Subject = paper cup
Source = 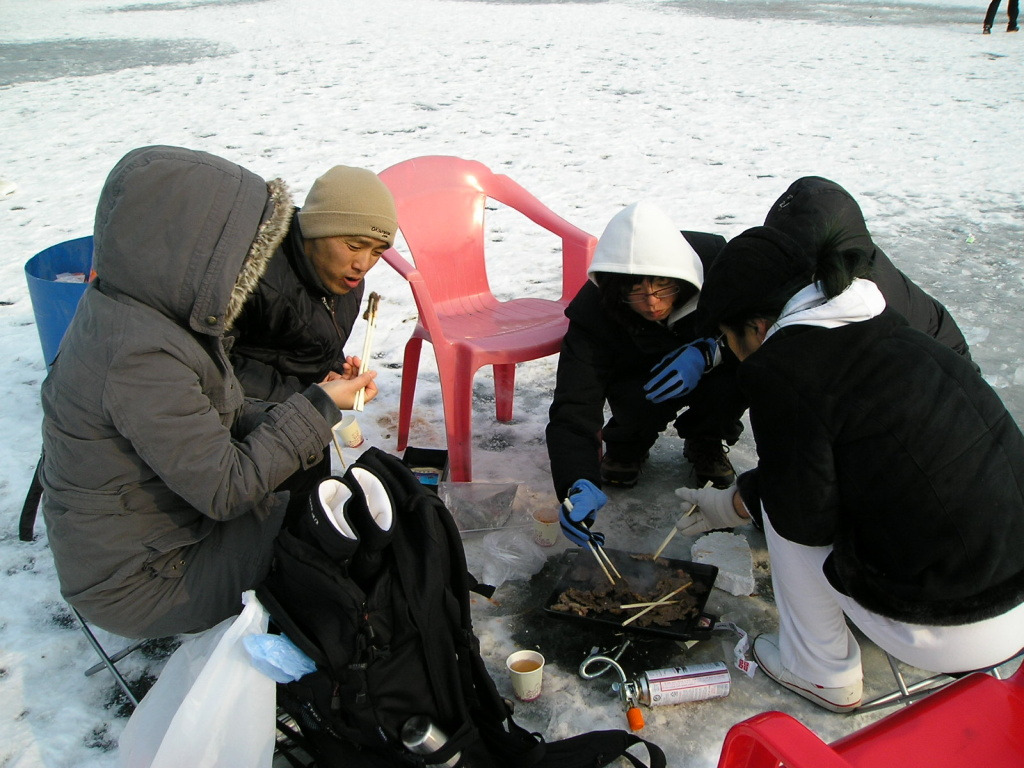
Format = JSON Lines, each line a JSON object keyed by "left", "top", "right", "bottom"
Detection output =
{"left": 336, "top": 414, "right": 364, "bottom": 448}
{"left": 531, "top": 509, "right": 559, "bottom": 547}
{"left": 506, "top": 650, "right": 545, "bottom": 702}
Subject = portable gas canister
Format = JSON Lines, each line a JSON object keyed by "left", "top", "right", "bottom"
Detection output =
{"left": 634, "top": 663, "right": 731, "bottom": 706}
{"left": 580, "top": 649, "right": 730, "bottom": 731}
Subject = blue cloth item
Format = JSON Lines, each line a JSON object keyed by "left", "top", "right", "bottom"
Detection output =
{"left": 243, "top": 632, "right": 318, "bottom": 684}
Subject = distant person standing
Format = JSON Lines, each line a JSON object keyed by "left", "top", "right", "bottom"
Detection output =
{"left": 983, "top": 0, "right": 1019, "bottom": 33}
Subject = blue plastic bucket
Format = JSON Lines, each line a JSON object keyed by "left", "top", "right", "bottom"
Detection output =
{"left": 24, "top": 236, "right": 93, "bottom": 367}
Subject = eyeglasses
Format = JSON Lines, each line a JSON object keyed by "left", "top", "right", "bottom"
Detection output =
{"left": 621, "top": 283, "right": 680, "bottom": 306}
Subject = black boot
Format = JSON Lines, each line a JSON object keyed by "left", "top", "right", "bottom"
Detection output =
{"left": 682, "top": 438, "right": 736, "bottom": 489}
{"left": 599, "top": 454, "right": 647, "bottom": 488}
{"left": 294, "top": 476, "right": 361, "bottom": 567}
{"left": 343, "top": 465, "right": 396, "bottom": 583}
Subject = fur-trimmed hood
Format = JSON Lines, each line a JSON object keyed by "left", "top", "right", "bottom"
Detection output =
{"left": 92, "top": 145, "right": 292, "bottom": 336}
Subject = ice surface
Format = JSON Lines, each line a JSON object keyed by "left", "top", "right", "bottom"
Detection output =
{"left": 1, "top": 0, "right": 1021, "bottom": 766}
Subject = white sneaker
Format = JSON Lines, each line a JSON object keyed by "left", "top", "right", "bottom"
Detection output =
{"left": 753, "top": 633, "right": 863, "bottom": 713}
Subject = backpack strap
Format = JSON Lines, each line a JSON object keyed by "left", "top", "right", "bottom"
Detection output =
{"left": 466, "top": 572, "right": 497, "bottom": 599}
{"left": 19, "top": 454, "right": 44, "bottom": 542}
{"left": 537, "top": 730, "right": 666, "bottom": 768}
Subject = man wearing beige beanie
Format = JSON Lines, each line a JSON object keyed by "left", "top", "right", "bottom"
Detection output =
{"left": 228, "top": 165, "right": 397, "bottom": 403}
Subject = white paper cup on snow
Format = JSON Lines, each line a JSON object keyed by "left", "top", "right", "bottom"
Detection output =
{"left": 335, "top": 414, "right": 364, "bottom": 448}
{"left": 531, "top": 509, "right": 559, "bottom": 547}
{"left": 506, "top": 650, "right": 545, "bottom": 702}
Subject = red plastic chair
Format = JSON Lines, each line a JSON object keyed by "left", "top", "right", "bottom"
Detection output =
{"left": 378, "top": 156, "right": 596, "bottom": 481}
{"left": 716, "top": 660, "right": 1024, "bottom": 768}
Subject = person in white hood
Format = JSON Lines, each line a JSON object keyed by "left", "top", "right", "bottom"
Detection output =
{"left": 546, "top": 202, "right": 746, "bottom": 546}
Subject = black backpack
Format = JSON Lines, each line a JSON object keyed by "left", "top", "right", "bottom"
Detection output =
{"left": 258, "top": 446, "right": 664, "bottom": 768}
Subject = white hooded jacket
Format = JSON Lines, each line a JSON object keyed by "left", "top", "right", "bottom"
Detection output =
{"left": 587, "top": 201, "right": 705, "bottom": 324}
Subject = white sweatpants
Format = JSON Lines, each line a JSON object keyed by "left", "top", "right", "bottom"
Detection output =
{"left": 763, "top": 512, "right": 1024, "bottom": 688}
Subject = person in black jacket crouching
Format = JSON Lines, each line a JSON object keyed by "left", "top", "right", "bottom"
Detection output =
{"left": 674, "top": 226, "right": 1024, "bottom": 712}
{"left": 546, "top": 202, "right": 748, "bottom": 547}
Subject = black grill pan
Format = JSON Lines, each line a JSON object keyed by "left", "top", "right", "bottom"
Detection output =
{"left": 542, "top": 548, "right": 718, "bottom": 641}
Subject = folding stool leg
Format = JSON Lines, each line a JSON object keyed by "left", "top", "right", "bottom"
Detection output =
{"left": 71, "top": 606, "right": 141, "bottom": 707}
{"left": 858, "top": 652, "right": 958, "bottom": 713}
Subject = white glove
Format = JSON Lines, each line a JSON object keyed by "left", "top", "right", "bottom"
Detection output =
{"left": 673, "top": 484, "right": 748, "bottom": 537}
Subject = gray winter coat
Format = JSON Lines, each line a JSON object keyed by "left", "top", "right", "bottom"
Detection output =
{"left": 40, "top": 146, "right": 340, "bottom": 638}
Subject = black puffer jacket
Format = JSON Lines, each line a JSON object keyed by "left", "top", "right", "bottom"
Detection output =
{"left": 765, "top": 176, "right": 974, "bottom": 362}
{"left": 228, "top": 211, "right": 364, "bottom": 402}
{"left": 741, "top": 311, "right": 1024, "bottom": 626}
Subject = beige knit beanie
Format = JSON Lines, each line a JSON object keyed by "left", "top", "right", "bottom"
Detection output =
{"left": 297, "top": 166, "right": 398, "bottom": 245}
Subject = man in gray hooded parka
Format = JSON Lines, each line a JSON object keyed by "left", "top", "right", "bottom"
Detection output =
{"left": 40, "top": 146, "right": 377, "bottom": 639}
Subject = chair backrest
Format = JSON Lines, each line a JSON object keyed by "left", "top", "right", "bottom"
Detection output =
{"left": 379, "top": 156, "right": 591, "bottom": 310}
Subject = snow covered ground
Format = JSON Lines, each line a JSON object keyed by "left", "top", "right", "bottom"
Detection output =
{"left": 1, "top": 0, "right": 1022, "bottom": 766}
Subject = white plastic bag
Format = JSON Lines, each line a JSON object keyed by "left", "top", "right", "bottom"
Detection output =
{"left": 479, "top": 528, "right": 548, "bottom": 587}
{"left": 118, "top": 591, "right": 275, "bottom": 768}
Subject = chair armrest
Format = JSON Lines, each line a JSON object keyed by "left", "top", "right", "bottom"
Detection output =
{"left": 381, "top": 247, "right": 446, "bottom": 341}
{"left": 486, "top": 173, "right": 596, "bottom": 303}
{"left": 558, "top": 229, "right": 596, "bottom": 304}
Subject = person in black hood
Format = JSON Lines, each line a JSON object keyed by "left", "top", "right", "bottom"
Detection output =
{"left": 764, "top": 176, "right": 975, "bottom": 367}
{"left": 675, "top": 225, "right": 1024, "bottom": 713}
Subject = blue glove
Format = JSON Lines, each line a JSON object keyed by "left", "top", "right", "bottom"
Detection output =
{"left": 643, "top": 337, "right": 720, "bottom": 403}
{"left": 559, "top": 479, "right": 608, "bottom": 547}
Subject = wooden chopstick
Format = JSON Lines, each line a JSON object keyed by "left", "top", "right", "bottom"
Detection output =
{"left": 620, "top": 582, "right": 692, "bottom": 627}
{"left": 587, "top": 541, "right": 616, "bottom": 585}
{"left": 353, "top": 292, "right": 380, "bottom": 412}
{"left": 651, "top": 481, "right": 712, "bottom": 559}
{"left": 331, "top": 432, "right": 347, "bottom": 469}
{"left": 594, "top": 541, "right": 622, "bottom": 579}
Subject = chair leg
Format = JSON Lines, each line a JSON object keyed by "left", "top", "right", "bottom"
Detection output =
{"left": 439, "top": 358, "right": 475, "bottom": 482}
{"left": 397, "top": 338, "right": 423, "bottom": 452}
{"left": 493, "top": 363, "right": 516, "bottom": 422}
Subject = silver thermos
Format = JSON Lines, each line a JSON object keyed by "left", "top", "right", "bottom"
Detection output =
{"left": 401, "top": 716, "right": 462, "bottom": 768}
